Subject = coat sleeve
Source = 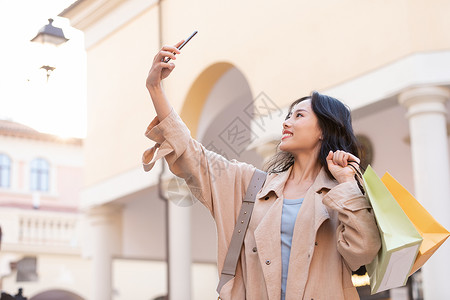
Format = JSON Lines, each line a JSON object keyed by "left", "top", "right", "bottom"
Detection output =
{"left": 322, "top": 180, "right": 381, "bottom": 271}
{"left": 142, "top": 108, "right": 256, "bottom": 219}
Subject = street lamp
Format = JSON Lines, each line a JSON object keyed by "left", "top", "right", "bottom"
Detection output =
{"left": 30, "top": 18, "right": 69, "bottom": 81}
{"left": 31, "top": 18, "right": 68, "bottom": 45}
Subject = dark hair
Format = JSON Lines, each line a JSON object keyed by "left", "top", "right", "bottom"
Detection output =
{"left": 264, "top": 91, "right": 360, "bottom": 180}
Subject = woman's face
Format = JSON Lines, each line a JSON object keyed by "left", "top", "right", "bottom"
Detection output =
{"left": 279, "top": 99, "right": 322, "bottom": 155}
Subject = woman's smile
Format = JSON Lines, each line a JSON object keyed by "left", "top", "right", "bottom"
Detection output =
{"left": 282, "top": 130, "right": 293, "bottom": 140}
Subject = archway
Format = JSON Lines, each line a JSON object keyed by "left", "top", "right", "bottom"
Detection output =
{"left": 30, "top": 289, "right": 84, "bottom": 300}
{"left": 182, "top": 62, "right": 264, "bottom": 167}
{"left": 180, "top": 62, "right": 234, "bottom": 139}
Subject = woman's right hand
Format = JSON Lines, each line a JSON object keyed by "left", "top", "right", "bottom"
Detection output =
{"left": 146, "top": 40, "right": 184, "bottom": 90}
{"left": 326, "top": 150, "right": 361, "bottom": 184}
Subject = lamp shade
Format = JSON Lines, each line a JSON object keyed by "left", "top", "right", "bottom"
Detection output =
{"left": 31, "top": 18, "right": 68, "bottom": 46}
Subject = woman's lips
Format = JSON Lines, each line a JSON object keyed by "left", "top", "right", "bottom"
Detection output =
{"left": 282, "top": 132, "right": 293, "bottom": 140}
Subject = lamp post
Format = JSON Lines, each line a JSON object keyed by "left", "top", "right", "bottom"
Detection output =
{"left": 30, "top": 18, "right": 69, "bottom": 81}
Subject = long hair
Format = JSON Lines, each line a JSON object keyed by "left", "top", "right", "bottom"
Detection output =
{"left": 264, "top": 91, "right": 360, "bottom": 180}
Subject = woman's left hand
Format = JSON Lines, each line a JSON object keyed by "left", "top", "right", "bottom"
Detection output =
{"left": 326, "top": 150, "right": 360, "bottom": 184}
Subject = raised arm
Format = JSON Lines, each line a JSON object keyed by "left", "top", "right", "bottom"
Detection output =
{"left": 142, "top": 40, "right": 256, "bottom": 218}
{"left": 145, "top": 40, "right": 184, "bottom": 121}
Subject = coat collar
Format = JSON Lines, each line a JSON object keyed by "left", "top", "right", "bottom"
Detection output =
{"left": 254, "top": 165, "right": 337, "bottom": 300}
{"left": 258, "top": 166, "right": 336, "bottom": 199}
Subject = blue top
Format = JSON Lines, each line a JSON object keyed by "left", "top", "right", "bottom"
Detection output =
{"left": 281, "top": 197, "right": 304, "bottom": 300}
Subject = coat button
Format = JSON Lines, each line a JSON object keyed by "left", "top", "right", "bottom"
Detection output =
{"left": 252, "top": 247, "right": 257, "bottom": 253}
{"left": 265, "top": 260, "right": 271, "bottom": 265}
{"left": 264, "top": 196, "right": 269, "bottom": 200}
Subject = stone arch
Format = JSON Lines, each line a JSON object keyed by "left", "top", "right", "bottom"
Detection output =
{"left": 181, "top": 62, "right": 264, "bottom": 167}
{"left": 30, "top": 289, "right": 85, "bottom": 300}
{"left": 180, "top": 62, "right": 234, "bottom": 138}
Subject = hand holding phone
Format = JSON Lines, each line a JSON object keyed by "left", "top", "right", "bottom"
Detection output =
{"left": 163, "top": 30, "right": 198, "bottom": 63}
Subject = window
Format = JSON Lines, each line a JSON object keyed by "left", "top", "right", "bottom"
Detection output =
{"left": 0, "top": 154, "right": 11, "bottom": 188}
{"left": 30, "top": 158, "right": 49, "bottom": 192}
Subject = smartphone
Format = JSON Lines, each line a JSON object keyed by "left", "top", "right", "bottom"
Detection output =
{"left": 163, "top": 30, "right": 198, "bottom": 63}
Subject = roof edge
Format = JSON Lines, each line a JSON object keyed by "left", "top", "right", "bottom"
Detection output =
{"left": 58, "top": 0, "right": 87, "bottom": 18}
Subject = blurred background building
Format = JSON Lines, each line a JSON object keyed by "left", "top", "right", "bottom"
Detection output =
{"left": 1, "top": 0, "right": 449, "bottom": 299}
{"left": 0, "top": 120, "right": 87, "bottom": 299}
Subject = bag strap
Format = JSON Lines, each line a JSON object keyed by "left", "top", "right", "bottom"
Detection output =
{"left": 216, "top": 168, "right": 267, "bottom": 295}
{"left": 348, "top": 160, "right": 365, "bottom": 195}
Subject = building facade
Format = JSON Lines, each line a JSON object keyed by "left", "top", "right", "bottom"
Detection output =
{"left": 0, "top": 120, "right": 88, "bottom": 300}
{"left": 60, "top": 0, "right": 450, "bottom": 299}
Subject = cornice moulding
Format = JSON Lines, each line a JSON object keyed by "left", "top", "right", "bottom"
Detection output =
{"left": 60, "top": 0, "right": 158, "bottom": 50}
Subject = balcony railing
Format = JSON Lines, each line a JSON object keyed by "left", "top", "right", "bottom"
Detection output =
{"left": 0, "top": 209, "right": 81, "bottom": 254}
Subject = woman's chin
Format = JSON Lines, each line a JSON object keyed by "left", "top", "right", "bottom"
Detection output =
{"left": 279, "top": 143, "right": 290, "bottom": 152}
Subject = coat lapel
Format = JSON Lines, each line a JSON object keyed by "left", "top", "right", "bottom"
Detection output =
{"left": 285, "top": 168, "right": 337, "bottom": 299}
{"left": 253, "top": 168, "right": 292, "bottom": 300}
{"left": 254, "top": 198, "right": 283, "bottom": 300}
{"left": 253, "top": 167, "right": 337, "bottom": 300}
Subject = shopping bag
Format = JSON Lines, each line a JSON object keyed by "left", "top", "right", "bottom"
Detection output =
{"left": 381, "top": 172, "right": 450, "bottom": 276}
{"left": 362, "top": 165, "right": 423, "bottom": 294}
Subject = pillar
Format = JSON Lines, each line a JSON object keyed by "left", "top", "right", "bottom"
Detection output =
{"left": 168, "top": 191, "right": 192, "bottom": 300}
{"left": 399, "top": 86, "right": 450, "bottom": 300}
{"left": 88, "top": 204, "right": 122, "bottom": 300}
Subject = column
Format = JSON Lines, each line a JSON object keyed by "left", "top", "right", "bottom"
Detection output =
{"left": 168, "top": 185, "right": 192, "bottom": 300}
{"left": 399, "top": 86, "right": 450, "bottom": 300}
{"left": 88, "top": 204, "right": 122, "bottom": 300}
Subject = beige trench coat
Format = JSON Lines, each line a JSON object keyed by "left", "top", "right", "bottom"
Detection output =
{"left": 143, "top": 109, "right": 381, "bottom": 300}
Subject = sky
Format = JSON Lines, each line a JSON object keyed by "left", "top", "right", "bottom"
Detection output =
{"left": 0, "top": 0, "right": 86, "bottom": 138}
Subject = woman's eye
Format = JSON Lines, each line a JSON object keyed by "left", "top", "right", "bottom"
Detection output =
{"left": 296, "top": 113, "right": 303, "bottom": 117}
{"left": 285, "top": 114, "right": 291, "bottom": 120}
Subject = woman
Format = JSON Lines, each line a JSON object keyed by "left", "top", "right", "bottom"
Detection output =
{"left": 143, "top": 40, "right": 381, "bottom": 300}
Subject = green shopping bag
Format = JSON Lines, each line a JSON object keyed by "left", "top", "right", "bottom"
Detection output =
{"left": 362, "top": 165, "right": 423, "bottom": 294}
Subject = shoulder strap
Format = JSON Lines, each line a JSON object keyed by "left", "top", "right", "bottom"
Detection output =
{"left": 216, "top": 168, "right": 267, "bottom": 294}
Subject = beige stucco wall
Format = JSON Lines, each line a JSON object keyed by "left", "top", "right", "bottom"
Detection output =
{"left": 81, "top": 0, "right": 450, "bottom": 186}
{"left": 85, "top": 7, "right": 159, "bottom": 186}
{"left": 406, "top": 0, "right": 450, "bottom": 52}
